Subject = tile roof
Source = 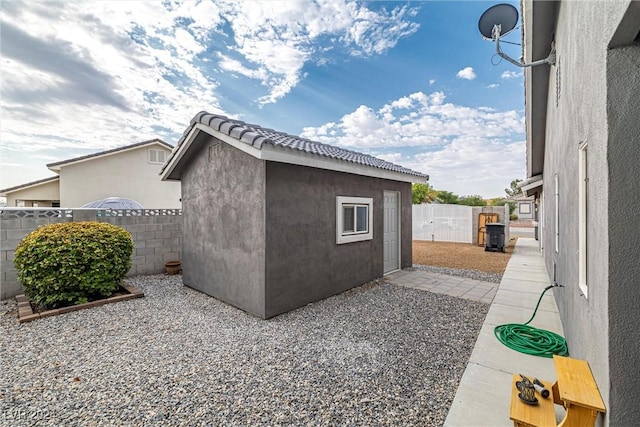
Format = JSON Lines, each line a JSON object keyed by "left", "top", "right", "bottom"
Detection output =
{"left": 47, "top": 139, "right": 172, "bottom": 169}
{"left": 163, "top": 111, "right": 428, "bottom": 179}
{"left": 0, "top": 175, "right": 59, "bottom": 194}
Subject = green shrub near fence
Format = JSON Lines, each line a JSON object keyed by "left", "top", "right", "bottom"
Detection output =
{"left": 14, "top": 222, "right": 133, "bottom": 309}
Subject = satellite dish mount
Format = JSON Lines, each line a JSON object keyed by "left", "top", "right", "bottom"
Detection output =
{"left": 478, "top": 3, "right": 555, "bottom": 68}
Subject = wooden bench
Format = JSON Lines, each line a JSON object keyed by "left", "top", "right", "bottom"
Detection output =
{"left": 509, "top": 356, "right": 606, "bottom": 427}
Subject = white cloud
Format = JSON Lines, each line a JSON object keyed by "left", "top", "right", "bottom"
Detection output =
{"left": 0, "top": 1, "right": 227, "bottom": 157}
{"left": 0, "top": 0, "right": 421, "bottom": 158}
{"left": 301, "top": 91, "right": 525, "bottom": 197}
{"left": 400, "top": 137, "right": 526, "bottom": 197}
{"left": 376, "top": 153, "right": 403, "bottom": 163}
{"left": 501, "top": 70, "right": 523, "bottom": 79}
{"left": 0, "top": 0, "right": 423, "bottom": 189}
{"left": 487, "top": 83, "right": 500, "bottom": 89}
{"left": 218, "top": 53, "right": 268, "bottom": 81}
{"left": 302, "top": 91, "right": 523, "bottom": 149}
{"left": 429, "top": 79, "right": 436, "bottom": 85}
{"left": 456, "top": 67, "right": 477, "bottom": 80}
{"left": 215, "top": 1, "right": 419, "bottom": 104}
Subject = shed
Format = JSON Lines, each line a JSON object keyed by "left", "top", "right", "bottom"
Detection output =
{"left": 161, "top": 112, "right": 429, "bottom": 318}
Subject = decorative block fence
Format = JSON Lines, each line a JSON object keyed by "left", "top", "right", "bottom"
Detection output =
{"left": 0, "top": 208, "right": 182, "bottom": 300}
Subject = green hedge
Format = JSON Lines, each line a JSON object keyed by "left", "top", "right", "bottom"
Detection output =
{"left": 14, "top": 222, "right": 133, "bottom": 309}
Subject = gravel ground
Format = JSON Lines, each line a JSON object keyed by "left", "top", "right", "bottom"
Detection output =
{"left": 0, "top": 274, "right": 488, "bottom": 427}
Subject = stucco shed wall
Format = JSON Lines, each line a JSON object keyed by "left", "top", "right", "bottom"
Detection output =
{"left": 263, "top": 162, "right": 411, "bottom": 319}
{"left": 180, "top": 136, "right": 266, "bottom": 318}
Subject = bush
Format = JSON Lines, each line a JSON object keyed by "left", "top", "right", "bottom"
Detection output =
{"left": 510, "top": 213, "right": 519, "bottom": 221}
{"left": 14, "top": 222, "right": 133, "bottom": 309}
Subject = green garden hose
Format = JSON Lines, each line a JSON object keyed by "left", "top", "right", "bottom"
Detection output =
{"left": 494, "top": 285, "right": 568, "bottom": 358}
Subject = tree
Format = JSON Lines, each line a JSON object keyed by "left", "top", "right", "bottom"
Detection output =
{"left": 505, "top": 179, "right": 523, "bottom": 198}
{"left": 412, "top": 183, "right": 437, "bottom": 204}
{"left": 436, "top": 190, "right": 459, "bottom": 205}
{"left": 458, "top": 195, "right": 487, "bottom": 206}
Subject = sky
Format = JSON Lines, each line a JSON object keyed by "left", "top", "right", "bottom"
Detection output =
{"left": 0, "top": 0, "right": 526, "bottom": 199}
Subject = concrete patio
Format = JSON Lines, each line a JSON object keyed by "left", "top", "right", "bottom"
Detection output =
{"left": 386, "top": 270, "right": 498, "bottom": 305}
{"left": 388, "top": 238, "right": 565, "bottom": 426}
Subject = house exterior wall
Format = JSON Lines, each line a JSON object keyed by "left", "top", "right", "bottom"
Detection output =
{"left": 179, "top": 136, "right": 267, "bottom": 318}
{"left": 263, "top": 162, "right": 411, "bottom": 318}
{"left": 59, "top": 145, "right": 181, "bottom": 208}
{"left": 5, "top": 179, "right": 59, "bottom": 207}
{"left": 606, "top": 40, "right": 640, "bottom": 425}
{"left": 516, "top": 200, "right": 534, "bottom": 220}
{"left": 529, "top": 1, "right": 638, "bottom": 425}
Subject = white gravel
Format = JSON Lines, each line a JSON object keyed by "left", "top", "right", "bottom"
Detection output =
{"left": 1, "top": 274, "right": 488, "bottom": 426}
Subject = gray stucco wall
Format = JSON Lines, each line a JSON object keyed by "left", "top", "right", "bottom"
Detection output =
{"left": 179, "top": 136, "right": 267, "bottom": 318}
{"left": 535, "top": 2, "right": 637, "bottom": 425}
{"left": 606, "top": 42, "right": 640, "bottom": 426}
{"left": 263, "top": 162, "right": 412, "bottom": 318}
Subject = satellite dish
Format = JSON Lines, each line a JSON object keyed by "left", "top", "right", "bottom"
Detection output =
{"left": 478, "top": 3, "right": 555, "bottom": 68}
{"left": 478, "top": 3, "right": 519, "bottom": 40}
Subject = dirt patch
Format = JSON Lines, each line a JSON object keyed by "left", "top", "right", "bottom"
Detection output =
{"left": 413, "top": 238, "right": 517, "bottom": 274}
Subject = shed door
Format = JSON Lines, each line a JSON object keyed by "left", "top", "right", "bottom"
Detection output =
{"left": 384, "top": 191, "right": 400, "bottom": 273}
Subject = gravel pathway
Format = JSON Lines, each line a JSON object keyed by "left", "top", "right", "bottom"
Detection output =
{"left": 1, "top": 274, "right": 488, "bottom": 426}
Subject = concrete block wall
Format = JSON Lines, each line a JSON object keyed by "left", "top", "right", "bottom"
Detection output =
{"left": 1, "top": 217, "right": 70, "bottom": 299}
{"left": 104, "top": 215, "right": 183, "bottom": 276}
{"left": 471, "top": 205, "right": 510, "bottom": 246}
{"left": 0, "top": 209, "right": 182, "bottom": 300}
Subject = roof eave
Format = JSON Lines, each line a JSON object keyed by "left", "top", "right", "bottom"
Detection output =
{"left": 519, "top": 174, "right": 543, "bottom": 197}
{"left": 0, "top": 175, "right": 60, "bottom": 195}
{"left": 161, "top": 125, "right": 216, "bottom": 181}
{"left": 260, "top": 144, "right": 428, "bottom": 184}
{"left": 47, "top": 139, "right": 172, "bottom": 171}
{"left": 523, "top": 0, "right": 558, "bottom": 178}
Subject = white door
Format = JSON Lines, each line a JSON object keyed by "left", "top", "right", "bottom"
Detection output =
{"left": 383, "top": 191, "right": 400, "bottom": 273}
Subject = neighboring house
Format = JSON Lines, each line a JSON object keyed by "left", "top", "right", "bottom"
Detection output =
{"left": 161, "top": 112, "right": 428, "bottom": 319}
{"left": 514, "top": 195, "right": 535, "bottom": 220}
{"left": 1, "top": 139, "right": 181, "bottom": 208}
{"left": 522, "top": 1, "right": 639, "bottom": 425}
{"left": 0, "top": 176, "right": 60, "bottom": 208}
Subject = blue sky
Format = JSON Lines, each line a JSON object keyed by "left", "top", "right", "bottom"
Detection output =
{"left": 1, "top": 0, "right": 525, "bottom": 198}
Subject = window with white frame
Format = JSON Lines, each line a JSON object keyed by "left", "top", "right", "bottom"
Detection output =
{"left": 148, "top": 148, "right": 166, "bottom": 164}
{"left": 336, "top": 196, "right": 373, "bottom": 244}
{"left": 578, "top": 142, "right": 588, "bottom": 297}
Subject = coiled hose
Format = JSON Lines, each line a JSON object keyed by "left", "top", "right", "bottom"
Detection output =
{"left": 494, "top": 285, "right": 568, "bottom": 358}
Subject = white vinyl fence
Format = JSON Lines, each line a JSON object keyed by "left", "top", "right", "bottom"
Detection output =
{"left": 413, "top": 204, "right": 473, "bottom": 243}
